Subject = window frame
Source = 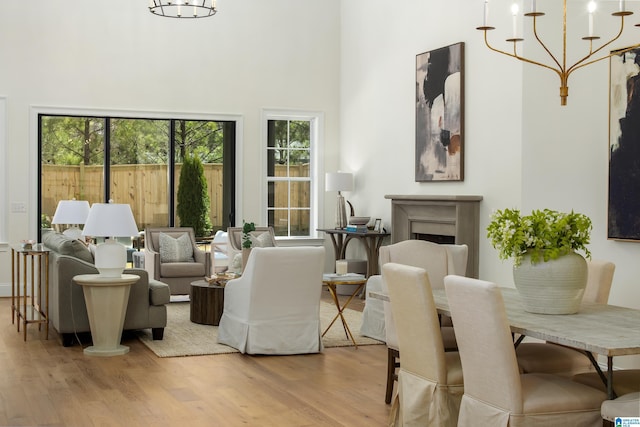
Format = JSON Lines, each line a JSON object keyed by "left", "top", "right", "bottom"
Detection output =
{"left": 29, "top": 106, "right": 244, "bottom": 239}
{"left": 261, "top": 109, "right": 324, "bottom": 240}
{"left": 0, "top": 97, "right": 6, "bottom": 247}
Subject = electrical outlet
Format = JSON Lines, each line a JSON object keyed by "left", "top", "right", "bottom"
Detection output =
{"left": 11, "top": 202, "right": 26, "bottom": 213}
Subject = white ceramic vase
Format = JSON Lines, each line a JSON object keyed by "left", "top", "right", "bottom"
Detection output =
{"left": 513, "top": 251, "right": 588, "bottom": 314}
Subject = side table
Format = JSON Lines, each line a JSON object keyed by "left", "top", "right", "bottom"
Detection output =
{"left": 322, "top": 274, "right": 367, "bottom": 348}
{"left": 317, "top": 228, "right": 390, "bottom": 278}
{"left": 190, "top": 280, "right": 225, "bottom": 325}
{"left": 11, "top": 244, "right": 50, "bottom": 341}
{"left": 73, "top": 274, "right": 139, "bottom": 356}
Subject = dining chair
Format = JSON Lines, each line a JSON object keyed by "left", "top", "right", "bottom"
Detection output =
{"left": 383, "top": 263, "right": 463, "bottom": 427}
{"left": 444, "top": 275, "right": 607, "bottom": 427}
{"left": 515, "top": 260, "right": 615, "bottom": 376}
{"left": 601, "top": 392, "right": 640, "bottom": 423}
{"left": 361, "top": 240, "right": 467, "bottom": 404}
{"left": 572, "top": 369, "right": 640, "bottom": 396}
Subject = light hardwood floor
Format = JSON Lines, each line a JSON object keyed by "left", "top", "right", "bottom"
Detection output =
{"left": 0, "top": 292, "right": 389, "bottom": 426}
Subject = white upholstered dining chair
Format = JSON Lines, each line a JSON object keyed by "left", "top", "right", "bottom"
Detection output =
{"left": 444, "top": 275, "right": 607, "bottom": 427}
{"left": 515, "top": 260, "right": 616, "bottom": 376}
{"left": 360, "top": 239, "right": 467, "bottom": 404}
{"left": 601, "top": 392, "right": 640, "bottom": 422}
{"left": 384, "top": 263, "right": 463, "bottom": 427}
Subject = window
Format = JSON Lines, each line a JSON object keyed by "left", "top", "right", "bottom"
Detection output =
{"left": 265, "top": 111, "right": 321, "bottom": 238}
{"left": 38, "top": 110, "right": 237, "bottom": 240}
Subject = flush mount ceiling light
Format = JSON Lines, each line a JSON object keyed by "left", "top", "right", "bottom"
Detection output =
{"left": 149, "top": 0, "right": 217, "bottom": 19}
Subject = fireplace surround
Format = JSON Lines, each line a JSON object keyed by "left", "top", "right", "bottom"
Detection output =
{"left": 385, "top": 195, "right": 482, "bottom": 278}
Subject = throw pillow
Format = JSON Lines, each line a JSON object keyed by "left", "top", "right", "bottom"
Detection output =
{"left": 159, "top": 232, "right": 194, "bottom": 263}
{"left": 250, "top": 231, "right": 274, "bottom": 248}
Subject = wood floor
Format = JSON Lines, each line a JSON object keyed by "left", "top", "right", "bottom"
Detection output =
{"left": 0, "top": 291, "right": 390, "bottom": 427}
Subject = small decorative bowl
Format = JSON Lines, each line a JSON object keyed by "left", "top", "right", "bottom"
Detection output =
{"left": 349, "top": 216, "right": 370, "bottom": 226}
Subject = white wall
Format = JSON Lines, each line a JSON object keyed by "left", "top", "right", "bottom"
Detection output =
{"left": 340, "top": 0, "right": 523, "bottom": 285}
{"left": 0, "top": 0, "right": 341, "bottom": 292}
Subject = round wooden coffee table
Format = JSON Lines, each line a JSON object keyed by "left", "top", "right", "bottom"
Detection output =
{"left": 190, "top": 280, "right": 225, "bottom": 326}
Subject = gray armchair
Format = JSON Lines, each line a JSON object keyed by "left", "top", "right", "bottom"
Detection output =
{"left": 144, "top": 227, "right": 211, "bottom": 295}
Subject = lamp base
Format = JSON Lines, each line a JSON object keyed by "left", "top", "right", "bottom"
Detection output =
{"left": 336, "top": 194, "right": 348, "bottom": 229}
{"left": 94, "top": 239, "right": 127, "bottom": 278}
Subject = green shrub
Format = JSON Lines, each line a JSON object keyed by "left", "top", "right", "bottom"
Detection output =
{"left": 177, "top": 155, "right": 212, "bottom": 237}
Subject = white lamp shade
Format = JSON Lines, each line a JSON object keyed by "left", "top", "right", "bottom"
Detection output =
{"left": 51, "top": 200, "right": 91, "bottom": 225}
{"left": 325, "top": 172, "right": 354, "bottom": 192}
{"left": 81, "top": 202, "right": 139, "bottom": 238}
{"left": 82, "top": 202, "right": 138, "bottom": 277}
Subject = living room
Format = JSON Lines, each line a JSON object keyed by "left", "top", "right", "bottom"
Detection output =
{"left": 0, "top": 0, "right": 639, "bottom": 424}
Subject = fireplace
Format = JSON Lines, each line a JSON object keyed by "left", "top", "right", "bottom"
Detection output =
{"left": 385, "top": 195, "right": 482, "bottom": 278}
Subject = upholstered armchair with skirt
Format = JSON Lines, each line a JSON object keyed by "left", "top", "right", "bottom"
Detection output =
{"left": 217, "top": 246, "right": 325, "bottom": 355}
{"left": 144, "top": 227, "right": 211, "bottom": 295}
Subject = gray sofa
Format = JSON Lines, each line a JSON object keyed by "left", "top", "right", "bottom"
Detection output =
{"left": 42, "top": 232, "right": 171, "bottom": 347}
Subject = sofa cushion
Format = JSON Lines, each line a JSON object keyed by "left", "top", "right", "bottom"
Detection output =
{"left": 42, "top": 232, "right": 94, "bottom": 264}
{"left": 250, "top": 231, "right": 274, "bottom": 248}
{"left": 159, "top": 232, "right": 194, "bottom": 263}
{"left": 160, "top": 262, "right": 205, "bottom": 278}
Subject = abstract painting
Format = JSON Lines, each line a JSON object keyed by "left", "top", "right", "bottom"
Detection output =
{"left": 415, "top": 42, "right": 464, "bottom": 182}
{"left": 608, "top": 47, "right": 640, "bottom": 241}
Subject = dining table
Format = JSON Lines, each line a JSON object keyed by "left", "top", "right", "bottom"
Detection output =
{"left": 369, "top": 287, "right": 640, "bottom": 400}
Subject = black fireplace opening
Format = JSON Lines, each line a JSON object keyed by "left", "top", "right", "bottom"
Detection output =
{"left": 413, "top": 233, "right": 455, "bottom": 245}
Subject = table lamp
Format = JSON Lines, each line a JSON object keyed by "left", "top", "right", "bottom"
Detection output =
{"left": 325, "top": 172, "right": 353, "bottom": 229}
{"left": 81, "top": 201, "right": 139, "bottom": 278}
{"left": 51, "top": 199, "right": 91, "bottom": 240}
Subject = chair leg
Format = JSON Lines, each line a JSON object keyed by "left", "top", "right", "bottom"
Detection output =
{"left": 385, "top": 347, "right": 400, "bottom": 404}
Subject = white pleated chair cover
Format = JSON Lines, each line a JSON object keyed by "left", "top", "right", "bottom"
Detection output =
{"left": 384, "top": 263, "right": 463, "bottom": 427}
{"left": 444, "top": 275, "right": 607, "bottom": 427}
{"left": 217, "top": 246, "right": 325, "bottom": 355}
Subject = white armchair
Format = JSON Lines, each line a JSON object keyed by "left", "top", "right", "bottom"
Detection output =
{"left": 217, "top": 246, "right": 326, "bottom": 355}
{"left": 211, "top": 230, "right": 229, "bottom": 273}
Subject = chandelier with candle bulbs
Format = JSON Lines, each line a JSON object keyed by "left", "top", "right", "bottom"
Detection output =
{"left": 478, "top": 0, "right": 640, "bottom": 105}
{"left": 149, "top": 0, "right": 217, "bottom": 19}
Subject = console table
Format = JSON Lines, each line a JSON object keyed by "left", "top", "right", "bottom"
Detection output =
{"left": 11, "top": 244, "right": 50, "bottom": 341}
{"left": 317, "top": 228, "right": 390, "bottom": 278}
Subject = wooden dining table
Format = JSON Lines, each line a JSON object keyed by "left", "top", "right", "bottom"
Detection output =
{"left": 370, "top": 287, "right": 640, "bottom": 400}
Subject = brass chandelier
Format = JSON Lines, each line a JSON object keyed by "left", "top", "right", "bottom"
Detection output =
{"left": 149, "top": 0, "right": 217, "bottom": 19}
{"left": 477, "top": 0, "right": 640, "bottom": 105}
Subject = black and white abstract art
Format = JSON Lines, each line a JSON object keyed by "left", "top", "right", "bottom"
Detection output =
{"left": 415, "top": 42, "right": 464, "bottom": 182}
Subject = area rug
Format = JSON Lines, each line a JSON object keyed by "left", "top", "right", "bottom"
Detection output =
{"left": 136, "top": 301, "right": 383, "bottom": 357}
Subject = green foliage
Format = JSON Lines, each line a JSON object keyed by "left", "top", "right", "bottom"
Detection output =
{"left": 177, "top": 156, "right": 212, "bottom": 237}
{"left": 486, "top": 208, "right": 592, "bottom": 266}
{"left": 41, "top": 116, "right": 225, "bottom": 166}
{"left": 41, "top": 214, "right": 51, "bottom": 229}
{"left": 242, "top": 221, "right": 256, "bottom": 249}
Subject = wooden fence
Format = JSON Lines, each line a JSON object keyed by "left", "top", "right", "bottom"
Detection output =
{"left": 41, "top": 163, "right": 310, "bottom": 234}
